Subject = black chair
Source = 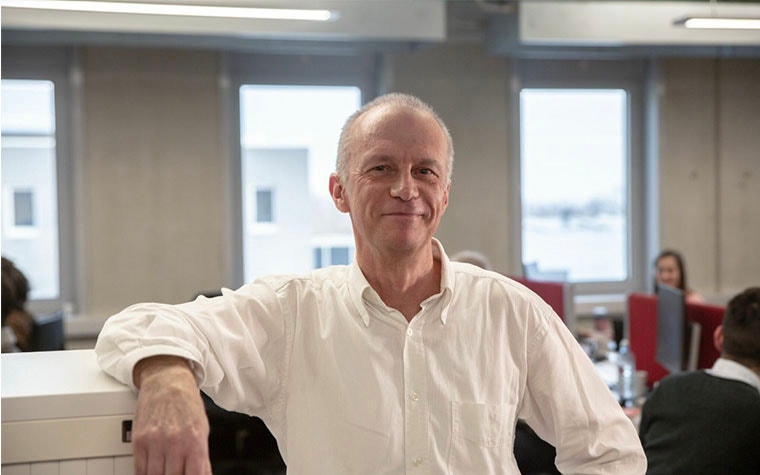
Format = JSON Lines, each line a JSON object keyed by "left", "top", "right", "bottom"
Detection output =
{"left": 514, "top": 420, "right": 560, "bottom": 475}
{"left": 203, "top": 393, "right": 286, "bottom": 475}
{"left": 28, "top": 311, "right": 65, "bottom": 351}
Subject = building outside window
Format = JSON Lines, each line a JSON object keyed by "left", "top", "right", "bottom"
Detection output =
{"left": 1, "top": 79, "right": 61, "bottom": 300}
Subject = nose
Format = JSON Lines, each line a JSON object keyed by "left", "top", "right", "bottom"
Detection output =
{"left": 390, "top": 170, "right": 419, "bottom": 201}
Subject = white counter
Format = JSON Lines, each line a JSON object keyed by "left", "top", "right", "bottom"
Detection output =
{"left": 1, "top": 349, "right": 136, "bottom": 472}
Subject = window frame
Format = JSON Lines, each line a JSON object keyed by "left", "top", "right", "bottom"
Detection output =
{"left": 510, "top": 59, "right": 648, "bottom": 297}
{"left": 223, "top": 51, "right": 379, "bottom": 286}
{"left": 1, "top": 46, "right": 78, "bottom": 315}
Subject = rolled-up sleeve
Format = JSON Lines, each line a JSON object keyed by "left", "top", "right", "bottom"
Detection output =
{"left": 95, "top": 280, "right": 290, "bottom": 416}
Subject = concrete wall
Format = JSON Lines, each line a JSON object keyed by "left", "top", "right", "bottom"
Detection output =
{"left": 81, "top": 48, "right": 227, "bottom": 318}
{"left": 658, "top": 58, "right": 760, "bottom": 299}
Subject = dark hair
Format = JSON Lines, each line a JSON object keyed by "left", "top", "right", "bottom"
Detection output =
{"left": 2, "top": 257, "right": 30, "bottom": 323}
{"left": 653, "top": 249, "right": 688, "bottom": 292}
{"left": 722, "top": 287, "right": 760, "bottom": 367}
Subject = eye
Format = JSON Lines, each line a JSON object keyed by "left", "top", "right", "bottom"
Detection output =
{"left": 368, "top": 164, "right": 391, "bottom": 174}
{"left": 417, "top": 167, "right": 438, "bottom": 177}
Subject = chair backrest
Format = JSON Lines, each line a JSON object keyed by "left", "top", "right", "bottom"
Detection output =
{"left": 685, "top": 301, "right": 725, "bottom": 370}
{"left": 510, "top": 276, "right": 570, "bottom": 323}
{"left": 29, "top": 311, "right": 65, "bottom": 351}
{"left": 627, "top": 293, "right": 726, "bottom": 389}
{"left": 627, "top": 293, "right": 669, "bottom": 388}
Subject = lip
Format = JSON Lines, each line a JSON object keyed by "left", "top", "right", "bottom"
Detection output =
{"left": 382, "top": 211, "right": 424, "bottom": 218}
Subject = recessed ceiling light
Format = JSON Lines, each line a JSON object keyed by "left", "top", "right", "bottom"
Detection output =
{"left": 674, "top": 17, "right": 760, "bottom": 30}
{"left": 1, "top": 0, "right": 334, "bottom": 22}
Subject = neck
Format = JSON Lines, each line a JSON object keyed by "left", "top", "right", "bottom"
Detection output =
{"left": 357, "top": 242, "right": 441, "bottom": 322}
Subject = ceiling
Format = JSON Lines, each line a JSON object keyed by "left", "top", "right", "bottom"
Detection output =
{"left": 2, "top": 1, "right": 759, "bottom": 57}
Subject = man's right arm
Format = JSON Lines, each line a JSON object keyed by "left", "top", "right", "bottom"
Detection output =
{"left": 131, "top": 355, "right": 212, "bottom": 475}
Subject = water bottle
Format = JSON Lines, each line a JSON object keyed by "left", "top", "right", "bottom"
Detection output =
{"left": 616, "top": 339, "right": 637, "bottom": 407}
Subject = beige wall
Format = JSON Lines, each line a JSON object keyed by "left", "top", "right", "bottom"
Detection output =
{"left": 81, "top": 48, "right": 227, "bottom": 318}
{"left": 658, "top": 58, "right": 760, "bottom": 299}
{"left": 64, "top": 45, "right": 759, "bottom": 319}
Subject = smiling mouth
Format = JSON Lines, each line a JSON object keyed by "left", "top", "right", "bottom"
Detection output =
{"left": 383, "top": 212, "right": 423, "bottom": 218}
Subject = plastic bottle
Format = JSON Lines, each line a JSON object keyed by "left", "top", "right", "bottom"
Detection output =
{"left": 616, "top": 339, "right": 637, "bottom": 407}
{"left": 606, "top": 340, "right": 618, "bottom": 365}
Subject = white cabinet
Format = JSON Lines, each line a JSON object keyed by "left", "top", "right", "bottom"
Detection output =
{"left": 2, "top": 350, "right": 137, "bottom": 473}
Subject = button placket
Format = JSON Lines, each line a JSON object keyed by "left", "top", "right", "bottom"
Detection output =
{"left": 403, "top": 318, "right": 429, "bottom": 473}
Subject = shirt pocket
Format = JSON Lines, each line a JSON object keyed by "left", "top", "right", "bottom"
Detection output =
{"left": 448, "top": 401, "right": 517, "bottom": 474}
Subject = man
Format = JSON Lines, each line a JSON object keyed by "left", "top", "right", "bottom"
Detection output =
{"left": 639, "top": 287, "right": 760, "bottom": 474}
{"left": 96, "top": 93, "right": 646, "bottom": 474}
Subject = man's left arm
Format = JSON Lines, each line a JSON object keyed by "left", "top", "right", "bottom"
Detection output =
{"left": 518, "top": 310, "right": 647, "bottom": 474}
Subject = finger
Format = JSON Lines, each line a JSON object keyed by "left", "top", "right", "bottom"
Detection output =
{"left": 145, "top": 450, "right": 165, "bottom": 475}
{"left": 164, "top": 452, "right": 185, "bottom": 475}
{"left": 133, "top": 440, "right": 147, "bottom": 475}
{"left": 184, "top": 452, "right": 212, "bottom": 475}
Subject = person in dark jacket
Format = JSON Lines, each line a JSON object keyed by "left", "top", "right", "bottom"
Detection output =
{"left": 639, "top": 286, "right": 760, "bottom": 475}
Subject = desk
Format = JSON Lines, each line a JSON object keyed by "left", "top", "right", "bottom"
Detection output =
{"left": 1, "top": 349, "right": 136, "bottom": 474}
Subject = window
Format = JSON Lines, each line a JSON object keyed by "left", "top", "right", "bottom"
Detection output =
{"left": 513, "top": 60, "right": 646, "bottom": 296}
{"left": 239, "top": 85, "right": 361, "bottom": 281}
{"left": 256, "top": 189, "right": 274, "bottom": 223}
{"left": 1, "top": 79, "right": 61, "bottom": 300}
{"left": 314, "top": 246, "right": 352, "bottom": 268}
{"left": 13, "top": 190, "right": 35, "bottom": 227}
{"left": 520, "top": 88, "right": 628, "bottom": 283}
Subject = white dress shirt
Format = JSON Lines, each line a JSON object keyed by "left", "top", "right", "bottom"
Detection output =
{"left": 707, "top": 358, "right": 760, "bottom": 394}
{"left": 96, "top": 239, "right": 646, "bottom": 474}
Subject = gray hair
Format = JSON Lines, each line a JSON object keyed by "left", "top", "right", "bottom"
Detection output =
{"left": 335, "top": 92, "right": 454, "bottom": 181}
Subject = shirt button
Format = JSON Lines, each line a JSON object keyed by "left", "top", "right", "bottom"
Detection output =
{"left": 407, "top": 328, "right": 414, "bottom": 336}
{"left": 410, "top": 392, "right": 419, "bottom": 401}
{"left": 413, "top": 457, "right": 423, "bottom": 467}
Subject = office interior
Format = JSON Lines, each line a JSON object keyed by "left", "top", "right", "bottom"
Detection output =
{"left": 2, "top": 0, "right": 759, "bottom": 345}
{"left": 2, "top": 0, "right": 759, "bottom": 349}
{"left": 2, "top": 1, "right": 759, "bottom": 473}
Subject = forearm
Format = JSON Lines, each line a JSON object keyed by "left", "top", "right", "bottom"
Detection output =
{"left": 133, "top": 355, "right": 194, "bottom": 389}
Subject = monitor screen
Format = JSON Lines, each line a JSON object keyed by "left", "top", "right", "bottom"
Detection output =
{"left": 656, "top": 284, "right": 687, "bottom": 374}
{"left": 29, "top": 311, "right": 65, "bottom": 351}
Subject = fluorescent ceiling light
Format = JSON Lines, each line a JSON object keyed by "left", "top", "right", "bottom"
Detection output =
{"left": 674, "top": 17, "right": 760, "bottom": 30}
{"left": 1, "top": 0, "right": 334, "bottom": 21}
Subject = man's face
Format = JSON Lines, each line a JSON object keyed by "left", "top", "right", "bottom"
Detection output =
{"left": 330, "top": 105, "right": 450, "bottom": 257}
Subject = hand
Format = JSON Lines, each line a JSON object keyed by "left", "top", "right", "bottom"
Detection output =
{"left": 132, "top": 356, "right": 212, "bottom": 475}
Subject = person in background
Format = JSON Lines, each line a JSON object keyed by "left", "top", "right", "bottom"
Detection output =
{"left": 95, "top": 92, "right": 646, "bottom": 474}
{"left": 449, "top": 249, "right": 492, "bottom": 270}
{"left": 1, "top": 257, "right": 35, "bottom": 352}
{"left": 653, "top": 249, "right": 705, "bottom": 303}
{"left": 639, "top": 286, "right": 760, "bottom": 475}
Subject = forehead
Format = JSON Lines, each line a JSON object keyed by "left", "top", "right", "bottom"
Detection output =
{"left": 657, "top": 256, "right": 678, "bottom": 268}
{"left": 352, "top": 105, "right": 448, "bottom": 158}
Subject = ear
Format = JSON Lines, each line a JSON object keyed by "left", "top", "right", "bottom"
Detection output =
{"left": 329, "top": 173, "right": 350, "bottom": 213}
{"left": 713, "top": 325, "right": 724, "bottom": 353}
{"left": 441, "top": 179, "right": 451, "bottom": 212}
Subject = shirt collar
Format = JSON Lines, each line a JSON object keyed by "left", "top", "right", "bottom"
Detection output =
{"left": 707, "top": 358, "right": 760, "bottom": 394}
{"left": 348, "top": 238, "right": 454, "bottom": 327}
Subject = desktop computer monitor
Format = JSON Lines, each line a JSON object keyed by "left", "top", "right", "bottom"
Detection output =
{"left": 29, "top": 311, "right": 65, "bottom": 351}
{"left": 656, "top": 284, "right": 700, "bottom": 374}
